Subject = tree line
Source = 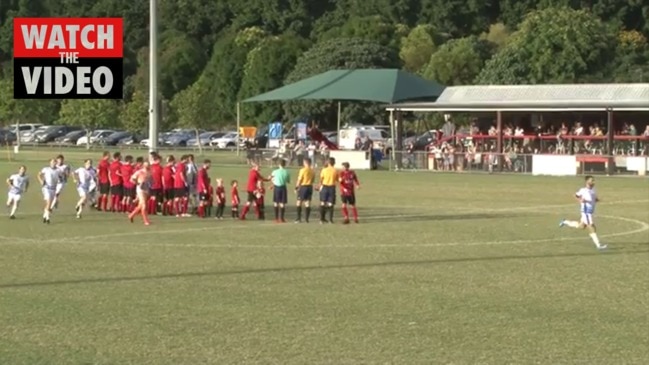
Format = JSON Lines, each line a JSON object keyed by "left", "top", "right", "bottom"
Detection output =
{"left": 0, "top": 0, "right": 648, "bottom": 132}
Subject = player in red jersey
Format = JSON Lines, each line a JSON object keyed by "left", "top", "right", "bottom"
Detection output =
{"left": 240, "top": 164, "right": 270, "bottom": 220}
{"left": 254, "top": 180, "right": 266, "bottom": 220}
{"left": 196, "top": 159, "right": 211, "bottom": 218}
{"left": 173, "top": 155, "right": 189, "bottom": 217}
{"left": 108, "top": 152, "right": 123, "bottom": 212}
{"left": 121, "top": 156, "right": 135, "bottom": 212}
{"left": 339, "top": 162, "right": 361, "bottom": 224}
{"left": 96, "top": 151, "right": 111, "bottom": 211}
{"left": 161, "top": 155, "right": 175, "bottom": 215}
{"left": 214, "top": 178, "right": 226, "bottom": 219}
{"left": 148, "top": 153, "right": 163, "bottom": 215}
{"left": 230, "top": 180, "right": 240, "bottom": 218}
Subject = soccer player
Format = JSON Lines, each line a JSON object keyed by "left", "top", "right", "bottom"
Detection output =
{"left": 73, "top": 159, "right": 94, "bottom": 219}
{"left": 196, "top": 159, "right": 211, "bottom": 218}
{"left": 559, "top": 175, "right": 607, "bottom": 250}
{"left": 186, "top": 154, "right": 198, "bottom": 214}
{"left": 128, "top": 161, "right": 151, "bottom": 226}
{"left": 109, "top": 152, "right": 123, "bottom": 212}
{"left": 96, "top": 151, "right": 111, "bottom": 211}
{"left": 318, "top": 157, "right": 338, "bottom": 224}
{"left": 87, "top": 161, "right": 98, "bottom": 208}
{"left": 173, "top": 155, "right": 189, "bottom": 217}
{"left": 149, "top": 154, "right": 164, "bottom": 215}
{"left": 231, "top": 180, "right": 240, "bottom": 218}
{"left": 339, "top": 162, "right": 361, "bottom": 224}
{"left": 240, "top": 163, "right": 270, "bottom": 220}
{"left": 52, "top": 154, "right": 70, "bottom": 210}
{"left": 295, "top": 157, "right": 315, "bottom": 223}
{"left": 162, "top": 155, "right": 175, "bottom": 215}
{"left": 254, "top": 180, "right": 266, "bottom": 220}
{"left": 214, "top": 178, "right": 226, "bottom": 219}
{"left": 38, "top": 159, "right": 60, "bottom": 224}
{"left": 121, "top": 156, "right": 136, "bottom": 212}
{"left": 206, "top": 178, "right": 214, "bottom": 217}
{"left": 6, "top": 165, "right": 29, "bottom": 219}
{"left": 271, "top": 159, "right": 290, "bottom": 223}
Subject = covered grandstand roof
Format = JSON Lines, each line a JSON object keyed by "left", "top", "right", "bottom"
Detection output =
{"left": 386, "top": 84, "right": 649, "bottom": 112}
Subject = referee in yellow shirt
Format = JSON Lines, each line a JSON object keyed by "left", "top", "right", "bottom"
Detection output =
{"left": 318, "top": 157, "right": 338, "bottom": 224}
{"left": 295, "top": 157, "right": 315, "bottom": 223}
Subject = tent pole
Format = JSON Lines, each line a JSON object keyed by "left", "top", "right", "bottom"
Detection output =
{"left": 389, "top": 110, "right": 395, "bottom": 171}
{"left": 337, "top": 101, "right": 341, "bottom": 147}
{"left": 236, "top": 102, "right": 241, "bottom": 156}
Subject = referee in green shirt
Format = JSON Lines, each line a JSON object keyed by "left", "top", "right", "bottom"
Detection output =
{"left": 271, "top": 159, "right": 290, "bottom": 222}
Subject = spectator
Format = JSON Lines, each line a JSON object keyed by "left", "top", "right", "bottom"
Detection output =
{"left": 293, "top": 140, "right": 305, "bottom": 166}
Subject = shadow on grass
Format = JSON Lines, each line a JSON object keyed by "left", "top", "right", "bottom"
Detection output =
{"left": 1, "top": 247, "right": 647, "bottom": 289}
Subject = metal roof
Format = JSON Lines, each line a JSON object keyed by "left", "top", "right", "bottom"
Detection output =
{"left": 386, "top": 84, "right": 649, "bottom": 112}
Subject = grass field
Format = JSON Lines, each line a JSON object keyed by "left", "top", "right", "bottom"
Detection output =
{"left": 0, "top": 149, "right": 648, "bottom": 364}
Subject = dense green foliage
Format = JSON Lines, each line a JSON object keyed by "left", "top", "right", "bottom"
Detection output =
{"left": 1, "top": 1, "right": 648, "bottom": 130}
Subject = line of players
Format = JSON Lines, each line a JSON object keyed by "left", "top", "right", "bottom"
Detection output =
{"left": 6, "top": 152, "right": 363, "bottom": 225}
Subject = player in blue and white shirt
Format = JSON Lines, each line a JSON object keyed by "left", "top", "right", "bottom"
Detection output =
{"left": 38, "top": 159, "right": 60, "bottom": 224}
{"left": 52, "top": 154, "right": 71, "bottom": 210}
{"left": 559, "top": 175, "right": 606, "bottom": 250}
{"left": 73, "top": 159, "right": 94, "bottom": 219}
{"left": 86, "top": 163, "right": 98, "bottom": 208}
{"left": 6, "top": 165, "right": 29, "bottom": 219}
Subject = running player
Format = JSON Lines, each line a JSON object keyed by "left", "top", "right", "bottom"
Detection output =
{"left": 317, "top": 157, "right": 338, "bottom": 224}
{"left": 6, "top": 165, "right": 29, "bottom": 219}
{"left": 173, "top": 155, "right": 189, "bottom": 217}
{"left": 162, "top": 155, "right": 175, "bottom": 215}
{"left": 294, "top": 157, "right": 315, "bottom": 223}
{"left": 38, "top": 159, "right": 60, "bottom": 224}
{"left": 339, "top": 162, "right": 361, "bottom": 224}
{"left": 231, "top": 180, "right": 240, "bottom": 218}
{"left": 96, "top": 151, "right": 111, "bottom": 211}
{"left": 240, "top": 164, "right": 270, "bottom": 220}
{"left": 149, "top": 153, "right": 164, "bottom": 215}
{"left": 559, "top": 175, "right": 606, "bottom": 250}
{"left": 121, "top": 156, "right": 135, "bottom": 212}
{"left": 214, "top": 178, "right": 226, "bottom": 219}
{"left": 196, "top": 159, "right": 211, "bottom": 218}
{"left": 271, "top": 159, "right": 290, "bottom": 223}
{"left": 109, "top": 152, "right": 123, "bottom": 212}
{"left": 128, "top": 161, "right": 151, "bottom": 226}
{"left": 52, "top": 154, "right": 70, "bottom": 210}
{"left": 73, "top": 159, "right": 94, "bottom": 219}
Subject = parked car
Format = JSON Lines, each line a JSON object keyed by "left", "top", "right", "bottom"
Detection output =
{"left": 32, "top": 125, "right": 82, "bottom": 143}
{"left": 13, "top": 123, "right": 44, "bottom": 142}
{"left": 0, "top": 129, "right": 17, "bottom": 145}
{"left": 117, "top": 133, "right": 143, "bottom": 145}
{"left": 98, "top": 131, "right": 141, "bottom": 146}
{"left": 405, "top": 130, "right": 440, "bottom": 151}
{"left": 55, "top": 130, "right": 87, "bottom": 145}
{"left": 76, "top": 129, "right": 116, "bottom": 145}
{"left": 165, "top": 130, "right": 199, "bottom": 147}
{"left": 210, "top": 131, "right": 239, "bottom": 149}
{"left": 20, "top": 125, "right": 51, "bottom": 143}
{"left": 188, "top": 131, "right": 225, "bottom": 147}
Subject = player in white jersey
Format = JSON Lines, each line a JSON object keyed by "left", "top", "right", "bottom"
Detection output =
{"left": 186, "top": 154, "right": 198, "bottom": 213}
{"left": 559, "top": 175, "right": 606, "bottom": 250}
{"left": 6, "top": 165, "right": 29, "bottom": 219}
{"left": 87, "top": 164, "right": 98, "bottom": 208}
{"left": 38, "top": 159, "right": 60, "bottom": 224}
{"left": 52, "top": 154, "right": 71, "bottom": 210}
{"left": 73, "top": 159, "right": 94, "bottom": 219}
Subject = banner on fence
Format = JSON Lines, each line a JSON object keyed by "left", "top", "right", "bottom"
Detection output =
{"left": 268, "top": 122, "right": 283, "bottom": 148}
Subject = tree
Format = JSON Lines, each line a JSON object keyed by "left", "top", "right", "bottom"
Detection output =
{"left": 0, "top": 73, "right": 60, "bottom": 127}
{"left": 170, "top": 82, "right": 211, "bottom": 154}
{"left": 399, "top": 25, "right": 438, "bottom": 73}
{"left": 612, "top": 30, "right": 649, "bottom": 82}
{"left": 120, "top": 90, "right": 149, "bottom": 134}
{"left": 318, "top": 16, "right": 408, "bottom": 49}
{"left": 418, "top": 0, "right": 497, "bottom": 37}
{"left": 422, "top": 36, "right": 493, "bottom": 86}
{"left": 238, "top": 34, "right": 310, "bottom": 125}
{"left": 476, "top": 7, "right": 616, "bottom": 84}
{"left": 283, "top": 38, "right": 400, "bottom": 127}
{"left": 479, "top": 23, "right": 510, "bottom": 50}
{"left": 58, "top": 99, "right": 120, "bottom": 148}
{"left": 159, "top": 30, "right": 206, "bottom": 100}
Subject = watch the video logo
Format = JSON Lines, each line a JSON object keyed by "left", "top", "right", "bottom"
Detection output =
{"left": 13, "top": 17, "right": 123, "bottom": 99}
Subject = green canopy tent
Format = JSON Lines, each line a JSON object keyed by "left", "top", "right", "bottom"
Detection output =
{"left": 237, "top": 68, "right": 445, "bottom": 157}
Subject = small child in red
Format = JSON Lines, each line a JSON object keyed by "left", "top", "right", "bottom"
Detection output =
{"left": 254, "top": 180, "right": 266, "bottom": 220}
{"left": 230, "top": 180, "right": 239, "bottom": 219}
{"left": 214, "top": 178, "right": 226, "bottom": 219}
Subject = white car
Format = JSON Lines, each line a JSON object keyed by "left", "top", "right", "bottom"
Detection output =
{"left": 210, "top": 131, "right": 239, "bottom": 149}
{"left": 76, "top": 129, "right": 115, "bottom": 145}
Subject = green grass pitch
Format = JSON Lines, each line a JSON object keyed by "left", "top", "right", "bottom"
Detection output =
{"left": 0, "top": 150, "right": 648, "bottom": 364}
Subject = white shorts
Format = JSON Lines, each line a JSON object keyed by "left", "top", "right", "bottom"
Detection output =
{"left": 580, "top": 213, "right": 594, "bottom": 226}
{"left": 77, "top": 186, "right": 89, "bottom": 198}
{"left": 7, "top": 192, "right": 21, "bottom": 203}
{"left": 89, "top": 181, "right": 97, "bottom": 192}
{"left": 42, "top": 186, "right": 56, "bottom": 201}
{"left": 55, "top": 183, "right": 65, "bottom": 195}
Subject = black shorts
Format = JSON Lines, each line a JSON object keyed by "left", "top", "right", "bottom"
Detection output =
{"left": 174, "top": 188, "right": 187, "bottom": 198}
{"left": 247, "top": 191, "right": 256, "bottom": 203}
{"left": 199, "top": 193, "right": 210, "bottom": 201}
{"left": 341, "top": 194, "right": 356, "bottom": 205}
{"left": 164, "top": 189, "right": 174, "bottom": 200}
{"left": 124, "top": 187, "right": 136, "bottom": 199}
{"left": 150, "top": 188, "right": 162, "bottom": 200}
{"left": 273, "top": 186, "right": 287, "bottom": 204}
{"left": 297, "top": 186, "right": 313, "bottom": 201}
{"left": 319, "top": 186, "right": 336, "bottom": 204}
{"left": 99, "top": 183, "right": 110, "bottom": 195}
{"left": 110, "top": 184, "right": 123, "bottom": 196}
